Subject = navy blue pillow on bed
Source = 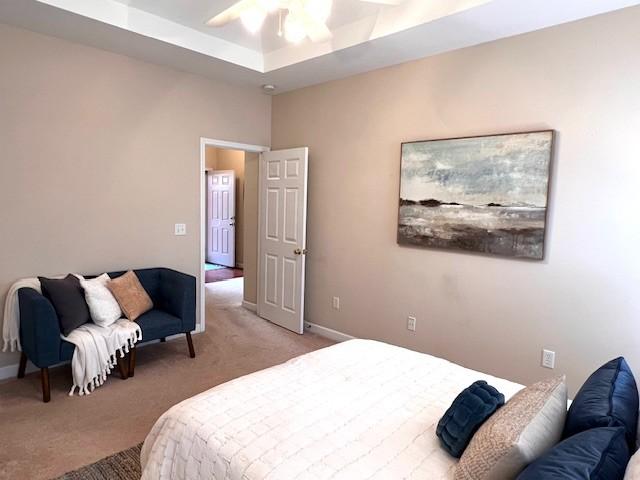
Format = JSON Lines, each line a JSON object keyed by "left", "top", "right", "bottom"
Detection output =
{"left": 436, "top": 380, "right": 505, "bottom": 458}
{"left": 517, "top": 427, "right": 629, "bottom": 479}
{"left": 563, "top": 357, "right": 639, "bottom": 450}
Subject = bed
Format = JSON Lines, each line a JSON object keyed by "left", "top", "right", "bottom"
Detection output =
{"left": 140, "top": 339, "right": 524, "bottom": 479}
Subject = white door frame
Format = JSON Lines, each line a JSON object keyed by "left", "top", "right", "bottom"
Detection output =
{"left": 198, "top": 138, "right": 270, "bottom": 333}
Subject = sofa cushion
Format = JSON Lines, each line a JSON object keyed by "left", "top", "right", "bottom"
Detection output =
{"left": 518, "top": 427, "right": 629, "bottom": 479}
{"left": 563, "top": 357, "right": 639, "bottom": 449}
{"left": 136, "top": 309, "right": 183, "bottom": 342}
{"left": 61, "top": 309, "right": 182, "bottom": 357}
{"left": 60, "top": 339, "right": 75, "bottom": 362}
{"left": 38, "top": 274, "right": 91, "bottom": 336}
{"left": 437, "top": 380, "right": 505, "bottom": 457}
{"left": 107, "top": 271, "right": 153, "bottom": 321}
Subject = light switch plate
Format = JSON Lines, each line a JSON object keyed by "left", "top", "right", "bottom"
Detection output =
{"left": 407, "top": 316, "right": 417, "bottom": 332}
{"left": 332, "top": 296, "right": 340, "bottom": 310}
{"left": 174, "top": 223, "right": 186, "bottom": 236}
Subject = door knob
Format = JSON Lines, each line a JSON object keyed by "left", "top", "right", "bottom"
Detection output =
{"left": 294, "top": 248, "right": 308, "bottom": 255}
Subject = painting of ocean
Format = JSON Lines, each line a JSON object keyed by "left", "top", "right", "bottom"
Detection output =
{"left": 398, "top": 131, "right": 554, "bottom": 259}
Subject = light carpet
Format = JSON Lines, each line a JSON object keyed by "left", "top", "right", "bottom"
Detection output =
{"left": 0, "top": 278, "right": 333, "bottom": 480}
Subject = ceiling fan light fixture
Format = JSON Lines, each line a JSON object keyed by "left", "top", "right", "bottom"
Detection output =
{"left": 284, "top": 13, "right": 307, "bottom": 43}
{"left": 256, "top": 0, "right": 280, "bottom": 13}
{"left": 240, "top": 6, "right": 267, "bottom": 34}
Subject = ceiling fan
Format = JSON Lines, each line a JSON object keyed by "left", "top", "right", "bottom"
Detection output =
{"left": 206, "top": 0, "right": 403, "bottom": 44}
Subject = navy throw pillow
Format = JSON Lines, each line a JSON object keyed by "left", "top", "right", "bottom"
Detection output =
{"left": 436, "top": 380, "right": 505, "bottom": 457}
{"left": 517, "top": 427, "right": 629, "bottom": 479}
{"left": 563, "top": 357, "right": 639, "bottom": 450}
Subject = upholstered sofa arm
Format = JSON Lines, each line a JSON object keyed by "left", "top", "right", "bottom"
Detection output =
{"left": 18, "top": 288, "right": 62, "bottom": 368}
{"left": 158, "top": 268, "right": 196, "bottom": 333}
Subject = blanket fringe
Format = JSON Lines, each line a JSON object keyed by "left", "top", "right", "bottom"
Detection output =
{"left": 2, "top": 338, "right": 20, "bottom": 353}
{"left": 69, "top": 351, "right": 135, "bottom": 396}
{"left": 68, "top": 327, "right": 141, "bottom": 397}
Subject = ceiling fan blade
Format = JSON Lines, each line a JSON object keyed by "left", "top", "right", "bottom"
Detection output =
{"left": 359, "top": 0, "right": 403, "bottom": 5}
{"left": 295, "top": 8, "right": 333, "bottom": 42}
{"left": 206, "top": 0, "right": 254, "bottom": 27}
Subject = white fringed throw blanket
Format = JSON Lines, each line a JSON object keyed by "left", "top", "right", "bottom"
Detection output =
{"left": 2, "top": 277, "right": 142, "bottom": 396}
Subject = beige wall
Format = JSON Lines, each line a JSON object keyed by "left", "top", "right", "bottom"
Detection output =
{"left": 205, "top": 147, "right": 218, "bottom": 170}
{"left": 0, "top": 23, "right": 271, "bottom": 368}
{"left": 243, "top": 152, "right": 259, "bottom": 305}
{"left": 272, "top": 7, "right": 640, "bottom": 395}
{"left": 205, "top": 148, "right": 246, "bottom": 266}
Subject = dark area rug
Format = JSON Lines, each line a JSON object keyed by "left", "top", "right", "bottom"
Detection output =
{"left": 54, "top": 443, "right": 142, "bottom": 480}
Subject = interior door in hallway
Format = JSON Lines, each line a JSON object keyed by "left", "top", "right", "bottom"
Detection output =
{"left": 206, "top": 170, "right": 236, "bottom": 267}
{"left": 258, "top": 148, "right": 309, "bottom": 334}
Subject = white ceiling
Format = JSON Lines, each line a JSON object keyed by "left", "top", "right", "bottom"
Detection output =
{"left": 1, "top": 0, "right": 638, "bottom": 93}
{"left": 110, "top": 0, "right": 385, "bottom": 53}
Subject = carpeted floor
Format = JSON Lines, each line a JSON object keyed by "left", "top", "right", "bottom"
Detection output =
{"left": 0, "top": 278, "right": 333, "bottom": 480}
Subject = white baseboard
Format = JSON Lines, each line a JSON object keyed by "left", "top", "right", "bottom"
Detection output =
{"left": 242, "top": 300, "right": 257, "bottom": 312}
{"left": 305, "top": 322, "right": 355, "bottom": 343}
{"left": 0, "top": 361, "right": 28, "bottom": 381}
{"left": 0, "top": 358, "right": 68, "bottom": 381}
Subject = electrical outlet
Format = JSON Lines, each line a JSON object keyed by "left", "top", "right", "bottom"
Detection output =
{"left": 332, "top": 296, "right": 340, "bottom": 310}
{"left": 407, "top": 316, "right": 417, "bottom": 332}
{"left": 542, "top": 349, "right": 556, "bottom": 369}
{"left": 174, "top": 223, "right": 186, "bottom": 236}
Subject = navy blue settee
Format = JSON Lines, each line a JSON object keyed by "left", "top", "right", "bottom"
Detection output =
{"left": 17, "top": 267, "right": 196, "bottom": 402}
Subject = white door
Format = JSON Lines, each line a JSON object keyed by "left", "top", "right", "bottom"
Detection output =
{"left": 206, "top": 170, "right": 236, "bottom": 267}
{"left": 258, "top": 148, "right": 309, "bottom": 334}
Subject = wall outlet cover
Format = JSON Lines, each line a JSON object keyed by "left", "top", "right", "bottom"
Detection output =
{"left": 542, "top": 349, "right": 556, "bottom": 369}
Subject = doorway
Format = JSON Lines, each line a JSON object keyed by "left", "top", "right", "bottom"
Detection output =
{"left": 198, "top": 139, "right": 309, "bottom": 336}
{"left": 204, "top": 149, "right": 245, "bottom": 289}
{"left": 198, "top": 138, "right": 269, "bottom": 332}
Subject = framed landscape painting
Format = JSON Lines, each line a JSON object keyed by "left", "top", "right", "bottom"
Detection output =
{"left": 398, "top": 130, "right": 554, "bottom": 259}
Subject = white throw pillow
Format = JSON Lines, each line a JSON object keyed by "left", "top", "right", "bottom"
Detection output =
{"left": 625, "top": 450, "right": 640, "bottom": 479}
{"left": 79, "top": 273, "right": 122, "bottom": 327}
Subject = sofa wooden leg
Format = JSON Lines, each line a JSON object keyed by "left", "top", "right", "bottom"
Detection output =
{"left": 160, "top": 337, "right": 166, "bottom": 343}
{"left": 186, "top": 332, "right": 195, "bottom": 358}
{"left": 18, "top": 352, "right": 27, "bottom": 379}
{"left": 117, "top": 355, "right": 128, "bottom": 380}
{"left": 128, "top": 346, "right": 136, "bottom": 378}
{"left": 41, "top": 368, "right": 50, "bottom": 403}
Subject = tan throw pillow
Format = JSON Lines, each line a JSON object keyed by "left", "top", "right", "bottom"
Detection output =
{"left": 455, "top": 375, "right": 567, "bottom": 480}
{"left": 107, "top": 271, "right": 153, "bottom": 321}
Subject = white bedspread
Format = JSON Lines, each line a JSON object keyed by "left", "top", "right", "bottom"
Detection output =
{"left": 141, "top": 339, "right": 523, "bottom": 480}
